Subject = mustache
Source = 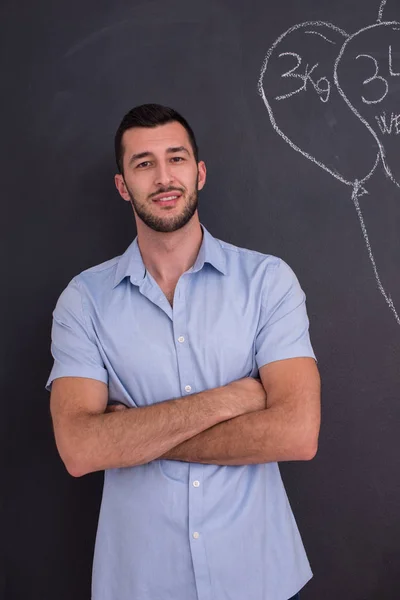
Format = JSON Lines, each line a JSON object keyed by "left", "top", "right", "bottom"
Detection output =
{"left": 148, "top": 186, "right": 185, "bottom": 199}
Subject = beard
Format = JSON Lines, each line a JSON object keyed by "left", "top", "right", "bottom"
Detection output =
{"left": 126, "top": 183, "right": 199, "bottom": 233}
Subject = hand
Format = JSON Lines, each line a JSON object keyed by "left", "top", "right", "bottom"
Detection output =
{"left": 227, "top": 377, "right": 267, "bottom": 415}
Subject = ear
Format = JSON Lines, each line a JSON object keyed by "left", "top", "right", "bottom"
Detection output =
{"left": 114, "top": 173, "right": 131, "bottom": 202}
{"left": 197, "top": 160, "right": 206, "bottom": 191}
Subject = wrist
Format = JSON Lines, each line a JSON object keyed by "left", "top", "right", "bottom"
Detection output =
{"left": 218, "top": 384, "right": 247, "bottom": 419}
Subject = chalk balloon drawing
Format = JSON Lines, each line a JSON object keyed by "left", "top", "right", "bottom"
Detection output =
{"left": 335, "top": 22, "right": 400, "bottom": 189}
{"left": 258, "top": 0, "right": 400, "bottom": 325}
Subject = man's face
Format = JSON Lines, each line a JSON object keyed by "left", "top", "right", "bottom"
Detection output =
{"left": 115, "top": 122, "right": 206, "bottom": 233}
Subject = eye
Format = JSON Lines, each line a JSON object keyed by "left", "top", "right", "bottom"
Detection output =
{"left": 170, "top": 156, "right": 185, "bottom": 163}
{"left": 136, "top": 161, "right": 152, "bottom": 169}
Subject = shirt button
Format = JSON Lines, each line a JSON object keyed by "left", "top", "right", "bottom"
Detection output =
{"left": 185, "top": 385, "right": 192, "bottom": 393}
{"left": 178, "top": 336, "right": 185, "bottom": 343}
{"left": 192, "top": 531, "right": 200, "bottom": 539}
{"left": 193, "top": 480, "right": 200, "bottom": 487}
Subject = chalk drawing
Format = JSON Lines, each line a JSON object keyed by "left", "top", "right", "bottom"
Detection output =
{"left": 274, "top": 52, "right": 331, "bottom": 102}
{"left": 378, "top": 0, "right": 387, "bottom": 22}
{"left": 355, "top": 54, "right": 389, "bottom": 105}
{"left": 352, "top": 182, "right": 400, "bottom": 325}
{"left": 389, "top": 45, "right": 400, "bottom": 75}
{"left": 334, "top": 23, "right": 400, "bottom": 187}
{"left": 375, "top": 112, "right": 400, "bottom": 134}
{"left": 305, "top": 31, "right": 336, "bottom": 44}
{"left": 259, "top": 1, "right": 400, "bottom": 325}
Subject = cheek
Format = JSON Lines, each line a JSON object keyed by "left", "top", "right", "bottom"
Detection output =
{"left": 182, "top": 170, "right": 200, "bottom": 192}
{"left": 126, "top": 177, "right": 151, "bottom": 199}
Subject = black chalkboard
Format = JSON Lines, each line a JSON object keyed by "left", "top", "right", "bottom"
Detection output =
{"left": 3, "top": 1, "right": 400, "bottom": 599}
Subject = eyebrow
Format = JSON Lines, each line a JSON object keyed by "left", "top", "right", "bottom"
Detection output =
{"left": 166, "top": 146, "right": 190, "bottom": 156}
{"left": 129, "top": 151, "right": 152, "bottom": 165}
{"left": 128, "top": 146, "right": 190, "bottom": 166}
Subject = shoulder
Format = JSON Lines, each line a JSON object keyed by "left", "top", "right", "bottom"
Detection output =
{"left": 215, "top": 236, "right": 303, "bottom": 302}
{"left": 216, "top": 236, "right": 285, "bottom": 274}
{"left": 54, "top": 255, "right": 122, "bottom": 312}
{"left": 74, "top": 255, "right": 121, "bottom": 292}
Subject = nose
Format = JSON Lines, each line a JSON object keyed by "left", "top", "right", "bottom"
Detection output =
{"left": 154, "top": 162, "right": 174, "bottom": 188}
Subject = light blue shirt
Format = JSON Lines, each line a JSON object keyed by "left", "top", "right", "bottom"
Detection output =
{"left": 46, "top": 226, "right": 316, "bottom": 600}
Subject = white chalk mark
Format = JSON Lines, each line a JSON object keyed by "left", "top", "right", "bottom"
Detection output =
{"left": 316, "top": 76, "right": 331, "bottom": 102}
{"left": 352, "top": 183, "right": 400, "bottom": 325}
{"left": 360, "top": 149, "right": 380, "bottom": 186}
{"left": 356, "top": 54, "right": 389, "bottom": 104}
{"left": 375, "top": 111, "right": 400, "bottom": 134}
{"left": 274, "top": 53, "right": 329, "bottom": 102}
{"left": 305, "top": 30, "right": 336, "bottom": 44}
{"left": 377, "top": 0, "right": 387, "bottom": 22}
{"left": 334, "top": 21, "right": 400, "bottom": 189}
{"left": 279, "top": 52, "right": 302, "bottom": 77}
{"left": 275, "top": 52, "right": 304, "bottom": 100}
{"left": 389, "top": 45, "right": 400, "bottom": 76}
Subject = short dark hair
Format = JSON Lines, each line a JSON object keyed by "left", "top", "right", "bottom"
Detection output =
{"left": 114, "top": 103, "right": 199, "bottom": 174}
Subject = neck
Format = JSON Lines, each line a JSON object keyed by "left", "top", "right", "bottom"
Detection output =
{"left": 135, "top": 214, "right": 203, "bottom": 284}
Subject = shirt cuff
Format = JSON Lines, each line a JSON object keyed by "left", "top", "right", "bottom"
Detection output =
{"left": 45, "top": 361, "right": 108, "bottom": 392}
{"left": 256, "top": 345, "right": 317, "bottom": 369}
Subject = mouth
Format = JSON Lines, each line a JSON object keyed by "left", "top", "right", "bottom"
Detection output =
{"left": 151, "top": 191, "right": 183, "bottom": 207}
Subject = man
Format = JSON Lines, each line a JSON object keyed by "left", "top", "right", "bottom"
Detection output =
{"left": 46, "top": 103, "right": 320, "bottom": 600}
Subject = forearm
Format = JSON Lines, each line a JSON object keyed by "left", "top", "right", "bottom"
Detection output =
{"left": 162, "top": 404, "right": 318, "bottom": 465}
{"left": 63, "top": 385, "right": 247, "bottom": 476}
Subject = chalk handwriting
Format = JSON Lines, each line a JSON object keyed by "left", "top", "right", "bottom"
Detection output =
{"left": 375, "top": 111, "right": 400, "bottom": 134}
{"left": 355, "top": 46, "right": 400, "bottom": 105}
{"left": 275, "top": 52, "right": 331, "bottom": 102}
{"left": 356, "top": 54, "right": 389, "bottom": 104}
{"left": 389, "top": 45, "right": 400, "bottom": 75}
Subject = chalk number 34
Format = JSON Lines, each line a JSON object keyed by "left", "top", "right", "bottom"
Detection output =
{"left": 356, "top": 45, "right": 399, "bottom": 105}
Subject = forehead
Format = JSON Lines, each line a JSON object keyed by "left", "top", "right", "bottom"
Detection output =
{"left": 122, "top": 121, "right": 192, "bottom": 155}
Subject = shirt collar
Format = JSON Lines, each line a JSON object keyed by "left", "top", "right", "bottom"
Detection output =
{"left": 112, "top": 225, "right": 227, "bottom": 288}
{"left": 191, "top": 225, "right": 227, "bottom": 275}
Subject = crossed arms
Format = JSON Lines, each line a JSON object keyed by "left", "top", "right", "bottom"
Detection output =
{"left": 50, "top": 357, "right": 320, "bottom": 477}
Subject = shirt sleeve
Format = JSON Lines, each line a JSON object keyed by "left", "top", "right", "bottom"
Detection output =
{"left": 45, "top": 277, "right": 108, "bottom": 392}
{"left": 255, "top": 259, "right": 316, "bottom": 369}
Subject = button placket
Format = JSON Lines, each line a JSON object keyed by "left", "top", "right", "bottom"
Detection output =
{"left": 172, "top": 273, "right": 211, "bottom": 599}
{"left": 172, "top": 277, "right": 195, "bottom": 399}
{"left": 188, "top": 463, "right": 210, "bottom": 600}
